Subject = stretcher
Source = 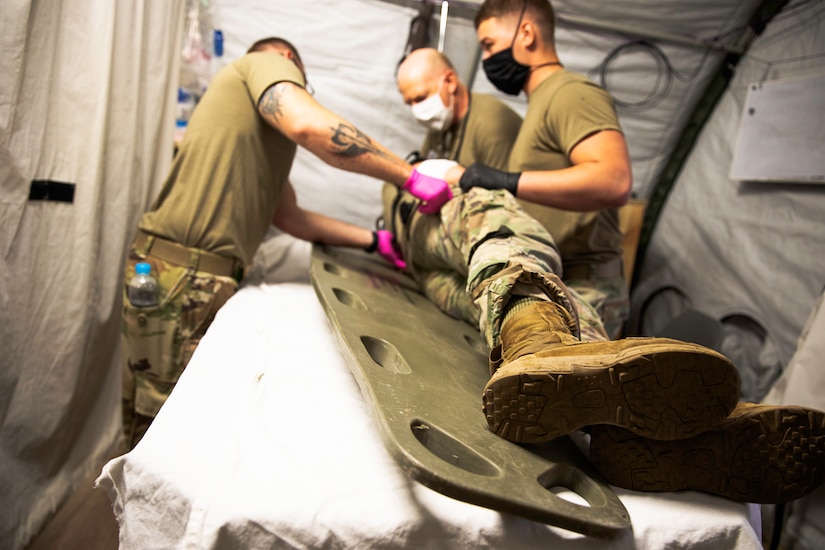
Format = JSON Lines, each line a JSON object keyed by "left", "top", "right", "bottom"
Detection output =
{"left": 310, "top": 245, "right": 630, "bottom": 538}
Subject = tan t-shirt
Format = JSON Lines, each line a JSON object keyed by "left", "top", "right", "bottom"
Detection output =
{"left": 140, "top": 52, "right": 305, "bottom": 266}
{"left": 421, "top": 92, "right": 522, "bottom": 170}
{"left": 383, "top": 92, "right": 522, "bottom": 226}
{"left": 508, "top": 70, "right": 624, "bottom": 275}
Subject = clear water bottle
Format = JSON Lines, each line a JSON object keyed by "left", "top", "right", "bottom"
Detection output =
{"left": 128, "top": 262, "right": 159, "bottom": 307}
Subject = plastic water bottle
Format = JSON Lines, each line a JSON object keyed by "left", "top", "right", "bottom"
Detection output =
{"left": 212, "top": 30, "right": 224, "bottom": 71}
{"left": 175, "top": 87, "right": 195, "bottom": 143}
{"left": 128, "top": 262, "right": 159, "bottom": 307}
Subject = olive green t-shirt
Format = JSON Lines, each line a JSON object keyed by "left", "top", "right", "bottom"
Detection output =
{"left": 421, "top": 92, "right": 522, "bottom": 170}
{"left": 508, "top": 70, "right": 624, "bottom": 274}
{"left": 383, "top": 92, "right": 522, "bottom": 226}
{"left": 140, "top": 52, "right": 305, "bottom": 266}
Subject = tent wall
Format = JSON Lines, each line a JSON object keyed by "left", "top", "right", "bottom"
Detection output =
{"left": 629, "top": 0, "right": 825, "bottom": 402}
{"left": 0, "top": 1, "right": 184, "bottom": 547}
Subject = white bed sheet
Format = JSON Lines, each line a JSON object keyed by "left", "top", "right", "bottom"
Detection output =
{"left": 97, "top": 240, "right": 763, "bottom": 549}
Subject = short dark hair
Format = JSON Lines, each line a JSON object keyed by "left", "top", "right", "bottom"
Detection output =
{"left": 474, "top": 0, "right": 555, "bottom": 42}
{"left": 246, "top": 36, "right": 304, "bottom": 67}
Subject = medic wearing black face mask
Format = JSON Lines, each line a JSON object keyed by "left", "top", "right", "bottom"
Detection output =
{"left": 460, "top": 0, "right": 561, "bottom": 194}
{"left": 481, "top": 0, "right": 562, "bottom": 96}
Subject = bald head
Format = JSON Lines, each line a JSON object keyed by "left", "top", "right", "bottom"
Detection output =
{"left": 396, "top": 48, "right": 471, "bottom": 131}
{"left": 397, "top": 48, "right": 457, "bottom": 106}
{"left": 399, "top": 48, "right": 452, "bottom": 86}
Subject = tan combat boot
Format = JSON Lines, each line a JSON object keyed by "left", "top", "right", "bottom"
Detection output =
{"left": 482, "top": 299, "right": 742, "bottom": 443}
{"left": 589, "top": 402, "right": 825, "bottom": 503}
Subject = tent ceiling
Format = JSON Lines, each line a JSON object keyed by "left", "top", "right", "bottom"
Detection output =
{"left": 379, "top": 0, "right": 753, "bottom": 53}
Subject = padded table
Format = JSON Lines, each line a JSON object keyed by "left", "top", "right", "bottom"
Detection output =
{"left": 97, "top": 239, "right": 763, "bottom": 549}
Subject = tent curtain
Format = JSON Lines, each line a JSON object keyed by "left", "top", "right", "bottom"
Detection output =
{"left": 0, "top": 1, "right": 184, "bottom": 547}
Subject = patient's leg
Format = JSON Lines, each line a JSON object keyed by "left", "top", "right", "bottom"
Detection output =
{"left": 417, "top": 269, "right": 479, "bottom": 327}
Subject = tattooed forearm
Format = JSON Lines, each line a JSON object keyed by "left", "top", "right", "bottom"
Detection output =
{"left": 259, "top": 85, "right": 287, "bottom": 123}
{"left": 330, "top": 123, "right": 391, "bottom": 159}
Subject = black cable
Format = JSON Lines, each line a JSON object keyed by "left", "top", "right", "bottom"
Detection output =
{"left": 592, "top": 40, "right": 709, "bottom": 112}
{"left": 571, "top": 0, "right": 818, "bottom": 115}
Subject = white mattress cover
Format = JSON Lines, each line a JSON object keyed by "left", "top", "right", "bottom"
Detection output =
{"left": 96, "top": 240, "right": 763, "bottom": 549}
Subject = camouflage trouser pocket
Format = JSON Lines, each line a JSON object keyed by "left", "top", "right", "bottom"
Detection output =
{"left": 121, "top": 264, "right": 238, "bottom": 421}
{"left": 121, "top": 259, "right": 192, "bottom": 416}
{"left": 121, "top": 292, "right": 181, "bottom": 418}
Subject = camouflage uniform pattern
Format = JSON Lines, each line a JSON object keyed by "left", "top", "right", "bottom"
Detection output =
{"left": 567, "top": 276, "right": 629, "bottom": 340}
{"left": 121, "top": 248, "right": 238, "bottom": 446}
{"left": 388, "top": 186, "right": 608, "bottom": 349}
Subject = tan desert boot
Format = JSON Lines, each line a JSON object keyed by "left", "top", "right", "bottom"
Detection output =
{"left": 482, "top": 300, "right": 741, "bottom": 443}
{"left": 589, "top": 402, "right": 825, "bottom": 503}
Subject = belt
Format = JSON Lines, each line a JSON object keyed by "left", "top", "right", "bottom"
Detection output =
{"left": 564, "top": 257, "right": 623, "bottom": 281}
{"left": 133, "top": 231, "right": 243, "bottom": 279}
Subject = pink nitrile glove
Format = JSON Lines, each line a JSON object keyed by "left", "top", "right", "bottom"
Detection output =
{"left": 402, "top": 168, "right": 453, "bottom": 214}
{"left": 375, "top": 230, "right": 407, "bottom": 270}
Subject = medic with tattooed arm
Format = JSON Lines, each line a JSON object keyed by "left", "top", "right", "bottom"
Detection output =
{"left": 120, "top": 36, "right": 450, "bottom": 447}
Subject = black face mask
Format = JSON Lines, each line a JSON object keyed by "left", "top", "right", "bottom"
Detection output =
{"left": 481, "top": 0, "right": 531, "bottom": 96}
{"left": 482, "top": 48, "right": 531, "bottom": 96}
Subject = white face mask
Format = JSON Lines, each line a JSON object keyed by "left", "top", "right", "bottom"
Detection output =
{"left": 410, "top": 79, "right": 454, "bottom": 133}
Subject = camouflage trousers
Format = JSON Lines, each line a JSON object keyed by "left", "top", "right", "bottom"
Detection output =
{"left": 567, "top": 276, "right": 629, "bottom": 340}
{"left": 390, "top": 186, "right": 608, "bottom": 349}
{"left": 121, "top": 247, "right": 237, "bottom": 447}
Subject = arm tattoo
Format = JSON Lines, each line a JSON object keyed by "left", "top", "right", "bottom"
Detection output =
{"left": 259, "top": 85, "right": 287, "bottom": 123}
{"left": 330, "top": 123, "right": 391, "bottom": 159}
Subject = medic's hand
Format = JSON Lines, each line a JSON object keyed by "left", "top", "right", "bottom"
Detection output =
{"left": 458, "top": 162, "right": 521, "bottom": 195}
{"left": 370, "top": 230, "right": 407, "bottom": 270}
{"left": 403, "top": 167, "right": 453, "bottom": 214}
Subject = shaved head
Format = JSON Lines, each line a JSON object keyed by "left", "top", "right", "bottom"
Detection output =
{"left": 397, "top": 48, "right": 457, "bottom": 106}
{"left": 396, "top": 47, "right": 470, "bottom": 130}
{"left": 398, "top": 48, "right": 454, "bottom": 85}
{"left": 475, "top": 0, "right": 556, "bottom": 41}
{"left": 246, "top": 36, "right": 308, "bottom": 82}
{"left": 247, "top": 36, "right": 303, "bottom": 64}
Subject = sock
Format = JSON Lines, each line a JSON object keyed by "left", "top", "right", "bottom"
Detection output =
{"left": 502, "top": 296, "right": 543, "bottom": 328}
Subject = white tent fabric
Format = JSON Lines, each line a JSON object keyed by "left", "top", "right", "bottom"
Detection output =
{"left": 1, "top": 1, "right": 184, "bottom": 547}
{"left": 2, "top": 0, "right": 824, "bottom": 547}
{"left": 630, "top": 0, "right": 825, "bottom": 402}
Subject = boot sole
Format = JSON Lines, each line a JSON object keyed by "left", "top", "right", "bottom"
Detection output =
{"left": 482, "top": 342, "right": 740, "bottom": 443}
{"left": 589, "top": 406, "right": 825, "bottom": 503}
